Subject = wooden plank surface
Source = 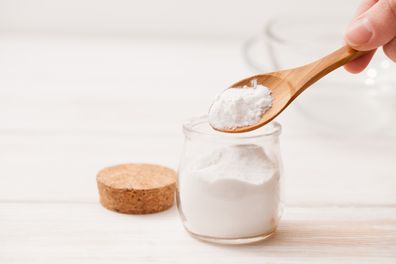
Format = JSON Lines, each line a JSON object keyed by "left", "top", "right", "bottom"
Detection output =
{"left": 1, "top": 203, "right": 395, "bottom": 264}
{"left": 0, "top": 35, "right": 395, "bottom": 263}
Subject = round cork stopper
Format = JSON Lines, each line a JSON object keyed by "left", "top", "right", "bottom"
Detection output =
{"left": 96, "top": 163, "right": 177, "bottom": 214}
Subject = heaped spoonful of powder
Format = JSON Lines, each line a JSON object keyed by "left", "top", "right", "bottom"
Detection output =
{"left": 209, "top": 81, "right": 273, "bottom": 129}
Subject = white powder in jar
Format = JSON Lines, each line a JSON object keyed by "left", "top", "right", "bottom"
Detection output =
{"left": 208, "top": 81, "right": 272, "bottom": 129}
{"left": 178, "top": 144, "right": 281, "bottom": 238}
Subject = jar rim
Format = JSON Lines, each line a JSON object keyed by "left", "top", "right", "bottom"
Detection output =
{"left": 183, "top": 115, "right": 281, "bottom": 139}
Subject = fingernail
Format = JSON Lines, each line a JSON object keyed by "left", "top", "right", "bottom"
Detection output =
{"left": 345, "top": 18, "right": 373, "bottom": 46}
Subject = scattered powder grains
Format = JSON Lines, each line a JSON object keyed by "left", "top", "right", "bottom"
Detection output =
{"left": 97, "top": 163, "right": 176, "bottom": 214}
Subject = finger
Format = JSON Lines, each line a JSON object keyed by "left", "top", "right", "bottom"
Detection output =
{"left": 383, "top": 37, "right": 396, "bottom": 61}
{"left": 344, "top": 49, "right": 377, "bottom": 73}
{"left": 345, "top": 0, "right": 396, "bottom": 50}
{"left": 353, "top": 0, "right": 379, "bottom": 16}
{"left": 344, "top": 0, "right": 379, "bottom": 73}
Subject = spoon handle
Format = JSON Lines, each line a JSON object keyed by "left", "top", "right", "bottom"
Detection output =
{"left": 293, "top": 46, "right": 371, "bottom": 91}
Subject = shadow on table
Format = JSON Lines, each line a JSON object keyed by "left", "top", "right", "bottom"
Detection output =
{"left": 204, "top": 219, "right": 395, "bottom": 258}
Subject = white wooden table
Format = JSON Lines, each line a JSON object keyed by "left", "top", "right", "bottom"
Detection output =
{"left": 0, "top": 34, "right": 395, "bottom": 263}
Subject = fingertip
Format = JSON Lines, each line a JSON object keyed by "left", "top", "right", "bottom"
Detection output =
{"left": 346, "top": 0, "right": 396, "bottom": 51}
{"left": 344, "top": 17, "right": 376, "bottom": 50}
{"left": 383, "top": 38, "right": 396, "bottom": 62}
{"left": 344, "top": 50, "right": 376, "bottom": 74}
{"left": 344, "top": 63, "right": 365, "bottom": 74}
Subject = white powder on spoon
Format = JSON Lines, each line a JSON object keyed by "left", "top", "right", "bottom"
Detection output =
{"left": 208, "top": 81, "right": 273, "bottom": 129}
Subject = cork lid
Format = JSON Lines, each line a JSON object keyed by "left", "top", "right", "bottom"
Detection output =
{"left": 97, "top": 163, "right": 177, "bottom": 214}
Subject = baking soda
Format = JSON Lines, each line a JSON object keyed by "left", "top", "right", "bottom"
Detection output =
{"left": 208, "top": 81, "right": 272, "bottom": 129}
{"left": 178, "top": 144, "right": 281, "bottom": 238}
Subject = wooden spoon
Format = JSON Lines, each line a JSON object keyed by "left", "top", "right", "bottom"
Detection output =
{"left": 214, "top": 46, "right": 371, "bottom": 133}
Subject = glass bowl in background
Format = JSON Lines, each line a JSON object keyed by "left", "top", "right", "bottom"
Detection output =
{"left": 244, "top": 16, "right": 396, "bottom": 135}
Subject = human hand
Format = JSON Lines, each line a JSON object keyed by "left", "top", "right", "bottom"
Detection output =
{"left": 344, "top": 0, "right": 396, "bottom": 73}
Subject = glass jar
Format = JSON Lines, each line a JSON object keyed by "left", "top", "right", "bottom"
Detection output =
{"left": 177, "top": 116, "right": 283, "bottom": 244}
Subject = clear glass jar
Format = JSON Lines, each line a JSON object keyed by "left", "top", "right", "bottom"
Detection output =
{"left": 177, "top": 116, "right": 283, "bottom": 244}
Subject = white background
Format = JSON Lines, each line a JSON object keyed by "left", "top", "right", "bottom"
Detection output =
{"left": 0, "top": 0, "right": 360, "bottom": 39}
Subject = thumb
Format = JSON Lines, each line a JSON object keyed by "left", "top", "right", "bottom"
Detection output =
{"left": 345, "top": 0, "right": 396, "bottom": 50}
